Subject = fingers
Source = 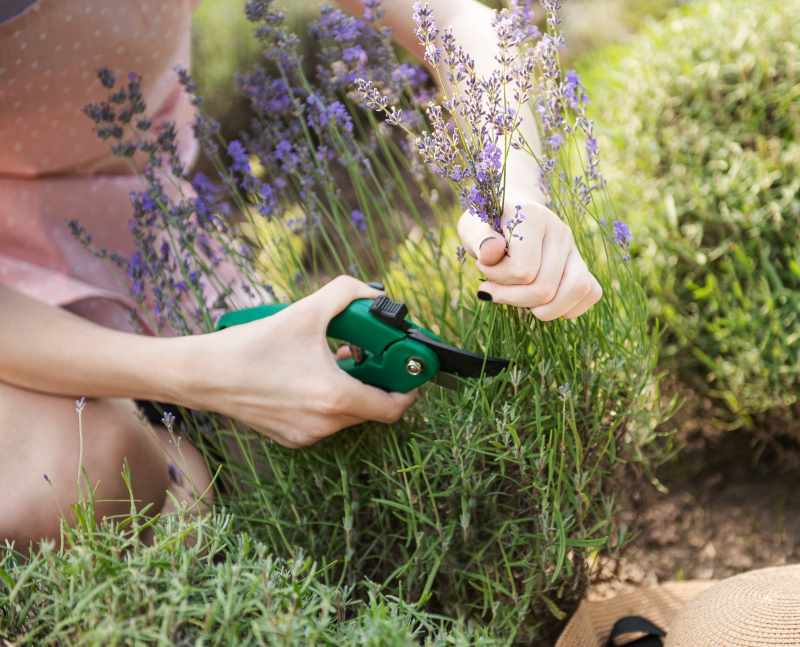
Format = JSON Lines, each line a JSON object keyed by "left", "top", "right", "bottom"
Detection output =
{"left": 475, "top": 216, "right": 546, "bottom": 285}
{"left": 478, "top": 250, "right": 601, "bottom": 320}
{"left": 523, "top": 220, "right": 572, "bottom": 299}
{"left": 563, "top": 282, "right": 603, "bottom": 320}
{"left": 265, "top": 382, "right": 418, "bottom": 449}
{"left": 318, "top": 372, "right": 419, "bottom": 433}
{"left": 457, "top": 211, "right": 506, "bottom": 266}
{"left": 264, "top": 382, "right": 416, "bottom": 448}
{"left": 334, "top": 378, "right": 419, "bottom": 424}
{"left": 335, "top": 345, "right": 353, "bottom": 360}
{"left": 530, "top": 253, "right": 599, "bottom": 321}
{"left": 477, "top": 225, "right": 571, "bottom": 308}
{"left": 302, "top": 275, "right": 383, "bottom": 327}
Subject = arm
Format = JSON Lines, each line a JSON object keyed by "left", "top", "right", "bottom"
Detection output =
{"left": 0, "top": 279, "right": 414, "bottom": 447}
{"left": 337, "top": 0, "right": 602, "bottom": 320}
{"left": 0, "top": 285, "right": 189, "bottom": 402}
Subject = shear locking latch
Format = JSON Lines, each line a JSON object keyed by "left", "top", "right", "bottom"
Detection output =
{"left": 369, "top": 296, "right": 410, "bottom": 330}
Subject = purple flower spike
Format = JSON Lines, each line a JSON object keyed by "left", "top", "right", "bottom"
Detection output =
{"left": 476, "top": 141, "right": 502, "bottom": 184}
{"left": 564, "top": 69, "right": 588, "bottom": 110}
{"left": 613, "top": 220, "right": 632, "bottom": 247}
{"left": 548, "top": 133, "right": 565, "bottom": 151}
{"left": 161, "top": 410, "right": 176, "bottom": 431}
{"left": 351, "top": 209, "right": 367, "bottom": 232}
{"left": 75, "top": 397, "right": 87, "bottom": 414}
{"left": 97, "top": 67, "right": 116, "bottom": 88}
{"left": 227, "top": 140, "right": 251, "bottom": 175}
{"left": 412, "top": 2, "right": 441, "bottom": 65}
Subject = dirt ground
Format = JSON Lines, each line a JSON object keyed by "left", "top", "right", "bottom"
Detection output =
{"left": 589, "top": 420, "right": 800, "bottom": 600}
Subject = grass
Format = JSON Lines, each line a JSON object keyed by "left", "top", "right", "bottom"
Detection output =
{"left": 0, "top": 502, "right": 496, "bottom": 646}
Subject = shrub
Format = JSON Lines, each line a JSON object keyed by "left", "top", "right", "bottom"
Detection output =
{"left": 586, "top": 0, "right": 800, "bottom": 432}
{"left": 0, "top": 507, "right": 493, "bottom": 645}
{"left": 77, "top": 1, "right": 658, "bottom": 643}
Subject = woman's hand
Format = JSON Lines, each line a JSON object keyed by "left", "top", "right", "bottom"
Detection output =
{"left": 457, "top": 201, "right": 602, "bottom": 320}
{"left": 185, "top": 276, "right": 418, "bottom": 448}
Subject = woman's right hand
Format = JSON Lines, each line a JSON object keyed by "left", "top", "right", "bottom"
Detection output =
{"left": 182, "top": 276, "right": 418, "bottom": 448}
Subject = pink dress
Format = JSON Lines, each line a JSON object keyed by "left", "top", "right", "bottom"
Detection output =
{"left": 0, "top": 0, "right": 200, "bottom": 332}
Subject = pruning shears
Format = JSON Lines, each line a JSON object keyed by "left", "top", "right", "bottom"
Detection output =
{"left": 215, "top": 294, "right": 509, "bottom": 393}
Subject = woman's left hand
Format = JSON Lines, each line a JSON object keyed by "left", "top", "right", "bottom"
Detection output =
{"left": 457, "top": 201, "right": 602, "bottom": 320}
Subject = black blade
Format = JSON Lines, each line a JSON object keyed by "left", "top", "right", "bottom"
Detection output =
{"left": 408, "top": 329, "right": 509, "bottom": 378}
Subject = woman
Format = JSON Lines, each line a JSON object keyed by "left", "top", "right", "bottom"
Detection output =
{"left": 0, "top": 0, "right": 601, "bottom": 548}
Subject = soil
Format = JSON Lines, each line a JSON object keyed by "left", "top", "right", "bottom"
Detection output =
{"left": 589, "top": 421, "right": 800, "bottom": 600}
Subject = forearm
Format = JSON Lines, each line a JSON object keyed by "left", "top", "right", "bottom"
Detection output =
{"left": 0, "top": 286, "right": 193, "bottom": 403}
{"left": 337, "top": 0, "right": 545, "bottom": 205}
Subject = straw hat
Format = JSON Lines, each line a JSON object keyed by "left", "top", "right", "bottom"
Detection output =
{"left": 557, "top": 564, "right": 800, "bottom": 647}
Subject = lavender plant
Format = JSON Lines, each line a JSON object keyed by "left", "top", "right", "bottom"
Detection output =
{"left": 78, "top": 0, "right": 656, "bottom": 642}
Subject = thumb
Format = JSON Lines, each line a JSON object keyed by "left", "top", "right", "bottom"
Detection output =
{"left": 457, "top": 211, "right": 507, "bottom": 267}
{"left": 306, "top": 275, "right": 383, "bottom": 326}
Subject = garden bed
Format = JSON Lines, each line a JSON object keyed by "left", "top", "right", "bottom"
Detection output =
{"left": 593, "top": 426, "right": 800, "bottom": 600}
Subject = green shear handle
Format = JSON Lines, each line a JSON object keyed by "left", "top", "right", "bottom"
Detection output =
{"left": 215, "top": 298, "right": 440, "bottom": 393}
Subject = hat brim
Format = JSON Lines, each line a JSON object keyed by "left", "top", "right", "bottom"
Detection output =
{"left": 556, "top": 581, "right": 716, "bottom": 647}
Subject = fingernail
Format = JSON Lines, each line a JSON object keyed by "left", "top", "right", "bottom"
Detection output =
{"left": 477, "top": 290, "right": 493, "bottom": 302}
{"left": 368, "top": 281, "right": 385, "bottom": 291}
{"left": 478, "top": 236, "right": 497, "bottom": 251}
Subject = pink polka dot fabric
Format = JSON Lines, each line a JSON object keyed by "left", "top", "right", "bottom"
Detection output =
{"left": 0, "top": 0, "right": 200, "bottom": 332}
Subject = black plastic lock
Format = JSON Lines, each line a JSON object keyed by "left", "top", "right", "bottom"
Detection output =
{"left": 369, "top": 295, "right": 410, "bottom": 330}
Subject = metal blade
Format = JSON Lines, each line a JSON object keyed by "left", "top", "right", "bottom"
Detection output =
{"left": 408, "top": 329, "right": 509, "bottom": 378}
{"left": 432, "top": 372, "right": 462, "bottom": 390}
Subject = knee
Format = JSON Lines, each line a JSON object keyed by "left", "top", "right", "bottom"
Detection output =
{"left": 81, "top": 399, "right": 171, "bottom": 517}
{"left": 0, "top": 396, "right": 171, "bottom": 548}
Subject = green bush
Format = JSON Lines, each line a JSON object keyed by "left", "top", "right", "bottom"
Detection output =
{"left": 586, "top": 0, "right": 800, "bottom": 431}
{"left": 0, "top": 508, "right": 494, "bottom": 646}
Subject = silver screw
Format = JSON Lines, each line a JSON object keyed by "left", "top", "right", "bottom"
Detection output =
{"left": 406, "top": 358, "right": 424, "bottom": 376}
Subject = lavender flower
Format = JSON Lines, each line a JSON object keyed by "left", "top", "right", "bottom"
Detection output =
{"left": 476, "top": 140, "right": 502, "bottom": 184}
{"left": 412, "top": 2, "right": 440, "bottom": 65}
{"left": 161, "top": 410, "right": 177, "bottom": 432}
{"left": 356, "top": 0, "right": 609, "bottom": 234}
{"left": 362, "top": 0, "right": 383, "bottom": 22}
{"left": 548, "top": 133, "right": 564, "bottom": 151}
{"left": 227, "top": 140, "right": 251, "bottom": 176}
{"left": 563, "top": 69, "right": 588, "bottom": 110}
{"left": 506, "top": 205, "right": 526, "bottom": 242}
{"left": 98, "top": 67, "right": 116, "bottom": 88}
{"left": 311, "top": 2, "right": 422, "bottom": 103}
{"left": 351, "top": 209, "right": 367, "bottom": 232}
{"left": 613, "top": 220, "right": 632, "bottom": 247}
{"left": 509, "top": 0, "right": 540, "bottom": 43}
